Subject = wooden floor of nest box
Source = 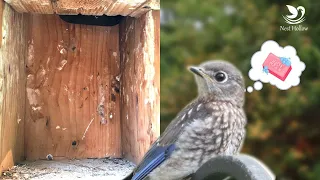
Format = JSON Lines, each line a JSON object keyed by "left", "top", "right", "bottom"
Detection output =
{"left": 1, "top": 158, "right": 135, "bottom": 179}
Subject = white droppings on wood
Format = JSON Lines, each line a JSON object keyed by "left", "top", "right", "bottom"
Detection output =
{"left": 144, "top": 99, "right": 149, "bottom": 105}
{"left": 97, "top": 84, "right": 106, "bottom": 124}
{"left": 32, "top": 106, "right": 42, "bottom": 111}
{"left": 113, "top": 52, "right": 117, "bottom": 57}
{"left": 2, "top": 30, "right": 6, "bottom": 41}
{"left": 125, "top": 23, "right": 134, "bottom": 42}
{"left": 17, "top": 119, "right": 22, "bottom": 124}
{"left": 26, "top": 74, "right": 34, "bottom": 87}
{"left": 46, "top": 154, "right": 53, "bottom": 161}
{"left": 116, "top": 74, "right": 121, "bottom": 81}
{"left": 117, "top": 0, "right": 145, "bottom": 6}
{"left": 68, "top": 91, "right": 75, "bottom": 102}
{"left": 36, "top": 66, "right": 47, "bottom": 85}
{"left": 126, "top": 94, "right": 129, "bottom": 104}
{"left": 142, "top": 12, "right": 157, "bottom": 108}
{"left": 27, "top": 40, "right": 34, "bottom": 69}
{"left": 109, "top": 113, "right": 113, "bottom": 119}
{"left": 58, "top": 44, "right": 67, "bottom": 54}
{"left": 63, "top": 85, "right": 68, "bottom": 93}
{"left": 56, "top": 126, "right": 60, "bottom": 129}
{"left": 57, "top": 60, "right": 67, "bottom": 70}
{"left": 88, "top": 75, "right": 93, "bottom": 81}
{"left": 46, "top": 57, "right": 51, "bottom": 69}
{"left": 62, "top": 128, "right": 67, "bottom": 131}
{"left": 0, "top": 77, "right": 3, "bottom": 92}
{"left": 82, "top": 117, "right": 95, "bottom": 140}
{"left": 26, "top": 88, "right": 40, "bottom": 105}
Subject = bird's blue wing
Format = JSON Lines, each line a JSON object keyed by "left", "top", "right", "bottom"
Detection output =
{"left": 132, "top": 143, "right": 176, "bottom": 180}
{"left": 131, "top": 100, "right": 204, "bottom": 180}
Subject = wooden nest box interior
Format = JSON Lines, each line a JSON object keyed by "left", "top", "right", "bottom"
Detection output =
{"left": 0, "top": 0, "right": 160, "bottom": 174}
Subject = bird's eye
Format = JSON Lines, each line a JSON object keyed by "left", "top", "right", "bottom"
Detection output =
{"left": 214, "top": 71, "right": 228, "bottom": 83}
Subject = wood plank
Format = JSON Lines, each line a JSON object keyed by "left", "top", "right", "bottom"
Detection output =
{"left": 24, "top": 14, "right": 121, "bottom": 160}
{"left": 5, "top": 0, "right": 160, "bottom": 17}
{"left": 54, "top": 0, "right": 146, "bottom": 16}
{"left": 4, "top": 0, "right": 53, "bottom": 14}
{"left": 119, "top": 10, "right": 160, "bottom": 163}
{"left": 0, "top": 2, "right": 28, "bottom": 174}
{"left": 129, "top": 0, "right": 160, "bottom": 17}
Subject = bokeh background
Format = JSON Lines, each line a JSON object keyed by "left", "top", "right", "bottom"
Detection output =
{"left": 160, "top": 0, "right": 320, "bottom": 179}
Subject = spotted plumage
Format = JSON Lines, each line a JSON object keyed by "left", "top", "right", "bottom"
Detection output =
{"left": 124, "top": 60, "right": 247, "bottom": 180}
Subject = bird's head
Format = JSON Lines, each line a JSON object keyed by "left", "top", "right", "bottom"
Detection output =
{"left": 189, "top": 60, "right": 245, "bottom": 106}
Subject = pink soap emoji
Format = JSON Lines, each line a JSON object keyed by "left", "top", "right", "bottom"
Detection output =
{"left": 262, "top": 53, "right": 292, "bottom": 81}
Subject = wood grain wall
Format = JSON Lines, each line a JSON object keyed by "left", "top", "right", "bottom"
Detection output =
{"left": 119, "top": 10, "right": 160, "bottom": 163}
{"left": 24, "top": 14, "right": 121, "bottom": 160}
{"left": 0, "top": 2, "right": 28, "bottom": 174}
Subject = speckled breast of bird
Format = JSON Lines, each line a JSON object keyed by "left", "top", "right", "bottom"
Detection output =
{"left": 148, "top": 100, "right": 247, "bottom": 180}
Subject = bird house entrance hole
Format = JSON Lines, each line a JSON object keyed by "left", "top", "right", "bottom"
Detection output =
{"left": 0, "top": 1, "right": 160, "bottom": 176}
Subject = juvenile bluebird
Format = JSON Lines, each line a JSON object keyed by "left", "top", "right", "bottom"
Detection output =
{"left": 124, "top": 60, "right": 247, "bottom": 180}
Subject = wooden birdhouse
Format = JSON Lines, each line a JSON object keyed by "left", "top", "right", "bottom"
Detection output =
{"left": 0, "top": 0, "right": 160, "bottom": 176}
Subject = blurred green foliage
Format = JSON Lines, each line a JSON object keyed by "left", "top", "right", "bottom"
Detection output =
{"left": 160, "top": 0, "right": 320, "bottom": 179}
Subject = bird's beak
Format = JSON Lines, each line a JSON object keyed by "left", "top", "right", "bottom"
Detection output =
{"left": 189, "top": 66, "right": 204, "bottom": 78}
{"left": 189, "top": 66, "right": 214, "bottom": 82}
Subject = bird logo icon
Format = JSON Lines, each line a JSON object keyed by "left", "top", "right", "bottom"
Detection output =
{"left": 282, "top": 5, "right": 306, "bottom": 24}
